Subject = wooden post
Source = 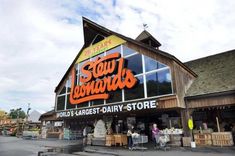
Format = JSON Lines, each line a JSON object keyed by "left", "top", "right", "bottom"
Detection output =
{"left": 216, "top": 117, "right": 220, "bottom": 132}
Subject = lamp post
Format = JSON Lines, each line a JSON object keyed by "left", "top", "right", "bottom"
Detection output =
{"left": 25, "top": 103, "right": 31, "bottom": 131}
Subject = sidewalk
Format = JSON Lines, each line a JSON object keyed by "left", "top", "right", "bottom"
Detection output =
{"left": 71, "top": 145, "right": 235, "bottom": 156}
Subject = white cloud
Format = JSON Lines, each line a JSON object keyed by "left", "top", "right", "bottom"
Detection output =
{"left": 0, "top": 0, "right": 234, "bottom": 112}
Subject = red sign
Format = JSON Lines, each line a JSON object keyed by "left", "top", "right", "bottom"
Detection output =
{"left": 70, "top": 52, "right": 137, "bottom": 104}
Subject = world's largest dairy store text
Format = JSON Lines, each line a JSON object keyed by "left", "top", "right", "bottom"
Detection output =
{"left": 57, "top": 100, "right": 157, "bottom": 118}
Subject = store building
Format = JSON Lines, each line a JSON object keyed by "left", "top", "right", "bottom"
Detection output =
{"left": 54, "top": 17, "right": 235, "bottom": 146}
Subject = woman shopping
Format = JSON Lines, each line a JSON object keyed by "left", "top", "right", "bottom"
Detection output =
{"left": 152, "top": 123, "right": 160, "bottom": 148}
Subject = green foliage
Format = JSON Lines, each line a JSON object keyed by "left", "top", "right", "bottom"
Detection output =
{"left": 9, "top": 109, "right": 26, "bottom": 119}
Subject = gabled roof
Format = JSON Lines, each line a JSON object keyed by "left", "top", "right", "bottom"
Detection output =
{"left": 55, "top": 17, "right": 197, "bottom": 92}
{"left": 136, "top": 30, "right": 161, "bottom": 48}
{"left": 185, "top": 49, "right": 235, "bottom": 97}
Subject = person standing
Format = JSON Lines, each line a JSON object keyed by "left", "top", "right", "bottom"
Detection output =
{"left": 152, "top": 123, "right": 160, "bottom": 148}
{"left": 127, "top": 125, "right": 134, "bottom": 149}
{"left": 83, "top": 126, "right": 88, "bottom": 146}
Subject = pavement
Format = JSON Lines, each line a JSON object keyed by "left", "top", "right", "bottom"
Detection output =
{"left": 0, "top": 136, "right": 82, "bottom": 156}
{"left": 79, "top": 145, "right": 235, "bottom": 156}
{"left": 0, "top": 136, "right": 235, "bottom": 156}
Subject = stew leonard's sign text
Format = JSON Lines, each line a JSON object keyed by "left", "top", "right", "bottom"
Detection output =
{"left": 69, "top": 52, "right": 137, "bottom": 105}
{"left": 57, "top": 100, "right": 157, "bottom": 118}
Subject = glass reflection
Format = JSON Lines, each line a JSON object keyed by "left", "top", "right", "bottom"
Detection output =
{"left": 123, "top": 46, "right": 136, "bottom": 56}
{"left": 125, "top": 54, "right": 143, "bottom": 75}
{"left": 146, "top": 69, "right": 172, "bottom": 97}
{"left": 124, "top": 75, "right": 144, "bottom": 100}
{"left": 66, "top": 94, "right": 76, "bottom": 109}
{"left": 144, "top": 55, "right": 166, "bottom": 72}
{"left": 106, "top": 89, "right": 122, "bottom": 103}
{"left": 57, "top": 96, "right": 65, "bottom": 111}
{"left": 106, "top": 46, "right": 121, "bottom": 55}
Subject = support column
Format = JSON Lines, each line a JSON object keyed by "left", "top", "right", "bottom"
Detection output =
{"left": 181, "top": 108, "right": 194, "bottom": 137}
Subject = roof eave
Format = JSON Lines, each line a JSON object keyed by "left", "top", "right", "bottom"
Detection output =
{"left": 185, "top": 89, "right": 235, "bottom": 100}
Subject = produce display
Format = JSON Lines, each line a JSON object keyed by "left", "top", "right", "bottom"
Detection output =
{"left": 160, "top": 128, "right": 183, "bottom": 135}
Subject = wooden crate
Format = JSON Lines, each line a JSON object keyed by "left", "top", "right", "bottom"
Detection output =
{"left": 182, "top": 137, "right": 191, "bottom": 147}
{"left": 105, "top": 135, "right": 115, "bottom": 146}
{"left": 212, "top": 132, "right": 234, "bottom": 146}
{"left": 194, "top": 133, "right": 212, "bottom": 146}
{"left": 113, "top": 134, "right": 127, "bottom": 146}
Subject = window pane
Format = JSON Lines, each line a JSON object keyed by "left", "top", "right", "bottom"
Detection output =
{"left": 66, "top": 77, "right": 72, "bottom": 93}
{"left": 124, "top": 75, "right": 144, "bottom": 100}
{"left": 76, "top": 64, "right": 79, "bottom": 74}
{"left": 106, "top": 89, "right": 122, "bottom": 103}
{"left": 77, "top": 101, "right": 89, "bottom": 108}
{"left": 57, "top": 96, "right": 65, "bottom": 111}
{"left": 158, "top": 69, "right": 172, "bottom": 95}
{"left": 144, "top": 55, "right": 166, "bottom": 72}
{"left": 146, "top": 69, "right": 172, "bottom": 97}
{"left": 123, "top": 46, "right": 136, "bottom": 56}
{"left": 92, "top": 99, "right": 104, "bottom": 106}
{"left": 125, "top": 54, "right": 143, "bottom": 75}
{"left": 91, "top": 52, "right": 104, "bottom": 61}
{"left": 66, "top": 94, "right": 76, "bottom": 109}
{"left": 59, "top": 85, "right": 66, "bottom": 95}
{"left": 106, "top": 46, "right": 121, "bottom": 55}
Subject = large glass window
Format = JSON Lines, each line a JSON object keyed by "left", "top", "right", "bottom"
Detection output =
{"left": 124, "top": 75, "right": 144, "bottom": 100}
{"left": 59, "top": 85, "right": 66, "bottom": 95}
{"left": 106, "top": 89, "right": 122, "bottom": 104}
{"left": 57, "top": 44, "right": 173, "bottom": 111}
{"left": 66, "top": 77, "right": 72, "bottom": 93}
{"left": 144, "top": 55, "right": 166, "bottom": 72}
{"left": 106, "top": 46, "right": 121, "bottom": 55}
{"left": 77, "top": 102, "right": 89, "bottom": 108}
{"left": 124, "top": 54, "right": 143, "bottom": 75}
{"left": 91, "top": 52, "right": 104, "bottom": 61}
{"left": 123, "top": 46, "right": 136, "bottom": 56}
{"left": 66, "top": 94, "right": 76, "bottom": 109}
{"left": 158, "top": 69, "right": 172, "bottom": 95}
{"left": 57, "top": 96, "right": 65, "bottom": 111}
{"left": 146, "top": 69, "right": 172, "bottom": 97}
{"left": 92, "top": 99, "right": 104, "bottom": 106}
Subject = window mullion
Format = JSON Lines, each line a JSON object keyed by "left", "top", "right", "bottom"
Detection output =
{"left": 142, "top": 55, "right": 147, "bottom": 98}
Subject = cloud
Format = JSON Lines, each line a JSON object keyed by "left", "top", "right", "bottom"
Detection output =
{"left": 0, "top": 0, "right": 234, "bottom": 112}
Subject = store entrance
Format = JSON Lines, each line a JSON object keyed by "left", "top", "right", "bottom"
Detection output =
{"left": 111, "top": 110, "right": 182, "bottom": 139}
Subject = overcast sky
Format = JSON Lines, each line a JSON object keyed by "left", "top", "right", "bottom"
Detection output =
{"left": 0, "top": 0, "right": 234, "bottom": 113}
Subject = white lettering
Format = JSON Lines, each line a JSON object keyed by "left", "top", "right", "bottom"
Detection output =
{"left": 127, "top": 104, "right": 132, "bottom": 111}
{"left": 150, "top": 100, "right": 156, "bottom": 108}
{"left": 137, "top": 102, "right": 143, "bottom": 110}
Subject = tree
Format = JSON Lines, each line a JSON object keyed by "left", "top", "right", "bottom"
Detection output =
{"left": 9, "top": 109, "right": 26, "bottom": 119}
{"left": 0, "top": 109, "right": 8, "bottom": 120}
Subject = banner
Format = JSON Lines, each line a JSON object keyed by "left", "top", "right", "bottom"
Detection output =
{"left": 76, "top": 35, "right": 126, "bottom": 63}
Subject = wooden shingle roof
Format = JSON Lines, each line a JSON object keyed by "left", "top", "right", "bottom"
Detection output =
{"left": 185, "top": 49, "right": 235, "bottom": 97}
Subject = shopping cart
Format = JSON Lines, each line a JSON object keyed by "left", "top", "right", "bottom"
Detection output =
{"left": 132, "top": 135, "right": 148, "bottom": 150}
{"left": 155, "top": 133, "right": 170, "bottom": 151}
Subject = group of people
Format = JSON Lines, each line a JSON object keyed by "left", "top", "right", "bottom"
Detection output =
{"left": 127, "top": 123, "right": 160, "bottom": 150}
